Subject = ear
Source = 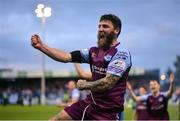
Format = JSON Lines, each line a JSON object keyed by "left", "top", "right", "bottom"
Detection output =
{"left": 114, "top": 28, "right": 120, "bottom": 35}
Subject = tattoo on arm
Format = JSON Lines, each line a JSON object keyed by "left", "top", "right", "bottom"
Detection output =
{"left": 83, "top": 73, "right": 120, "bottom": 92}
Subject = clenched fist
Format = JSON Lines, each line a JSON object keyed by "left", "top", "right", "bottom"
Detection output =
{"left": 77, "top": 79, "right": 87, "bottom": 90}
{"left": 31, "top": 34, "right": 43, "bottom": 50}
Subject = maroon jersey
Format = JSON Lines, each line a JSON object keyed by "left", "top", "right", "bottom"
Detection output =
{"left": 146, "top": 93, "right": 169, "bottom": 120}
{"left": 136, "top": 100, "right": 148, "bottom": 120}
{"left": 80, "top": 42, "right": 132, "bottom": 112}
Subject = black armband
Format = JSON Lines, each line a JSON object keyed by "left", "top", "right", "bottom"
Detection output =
{"left": 70, "top": 50, "right": 82, "bottom": 63}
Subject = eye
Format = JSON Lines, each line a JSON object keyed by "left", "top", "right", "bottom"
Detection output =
{"left": 103, "top": 25, "right": 109, "bottom": 28}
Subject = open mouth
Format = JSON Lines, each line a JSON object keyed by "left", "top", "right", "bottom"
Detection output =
{"left": 99, "top": 33, "right": 106, "bottom": 40}
{"left": 151, "top": 88, "right": 155, "bottom": 91}
{"left": 100, "top": 35, "right": 105, "bottom": 39}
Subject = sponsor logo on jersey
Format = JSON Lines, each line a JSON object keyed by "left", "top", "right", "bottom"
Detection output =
{"left": 115, "top": 52, "right": 128, "bottom": 60}
{"left": 104, "top": 54, "right": 112, "bottom": 61}
{"left": 151, "top": 104, "right": 164, "bottom": 110}
{"left": 91, "top": 52, "right": 96, "bottom": 58}
{"left": 92, "top": 65, "right": 107, "bottom": 75}
{"left": 111, "top": 60, "right": 126, "bottom": 71}
{"left": 158, "top": 97, "right": 163, "bottom": 102}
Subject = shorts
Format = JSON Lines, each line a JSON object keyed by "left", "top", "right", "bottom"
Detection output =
{"left": 64, "top": 100, "right": 120, "bottom": 120}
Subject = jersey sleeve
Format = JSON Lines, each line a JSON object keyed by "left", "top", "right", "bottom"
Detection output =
{"left": 80, "top": 48, "right": 90, "bottom": 63}
{"left": 161, "top": 92, "right": 168, "bottom": 97}
{"left": 107, "top": 49, "right": 132, "bottom": 77}
{"left": 139, "top": 94, "right": 151, "bottom": 101}
{"left": 71, "top": 89, "right": 80, "bottom": 100}
{"left": 70, "top": 48, "right": 90, "bottom": 63}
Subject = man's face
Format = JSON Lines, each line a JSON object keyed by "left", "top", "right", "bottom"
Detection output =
{"left": 97, "top": 20, "right": 117, "bottom": 48}
{"left": 149, "top": 80, "right": 160, "bottom": 94}
{"left": 139, "top": 87, "right": 147, "bottom": 95}
{"left": 67, "top": 81, "right": 75, "bottom": 91}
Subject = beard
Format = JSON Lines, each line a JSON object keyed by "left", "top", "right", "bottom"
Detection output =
{"left": 97, "top": 31, "right": 115, "bottom": 49}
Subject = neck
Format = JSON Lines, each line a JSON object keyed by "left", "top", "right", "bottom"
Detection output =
{"left": 111, "top": 39, "right": 118, "bottom": 46}
{"left": 153, "top": 91, "right": 160, "bottom": 97}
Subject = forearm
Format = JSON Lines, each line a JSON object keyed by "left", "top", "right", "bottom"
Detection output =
{"left": 40, "top": 44, "right": 71, "bottom": 63}
{"left": 167, "top": 82, "right": 174, "bottom": 97}
{"left": 75, "top": 64, "right": 92, "bottom": 80}
{"left": 129, "top": 89, "right": 140, "bottom": 102}
{"left": 82, "top": 74, "right": 119, "bottom": 92}
{"left": 75, "top": 64, "right": 86, "bottom": 78}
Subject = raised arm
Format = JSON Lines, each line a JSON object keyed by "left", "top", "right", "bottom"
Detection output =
{"left": 77, "top": 73, "right": 120, "bottom": 93}
{"left": 127, "top": 82, "right": 142, "bottom": 103}
{"left": 74, "top": 63, "right": 92, "bottom": 80}
{"left": 31, "top": 34, "right": 72, "bottom": 63}
{"left": 166, "top": 73, "right": 174, "bottom": 98}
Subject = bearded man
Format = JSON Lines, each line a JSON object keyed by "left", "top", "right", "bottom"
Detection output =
{"left": 31, "top": 14, "right": 132, "bottom": 120}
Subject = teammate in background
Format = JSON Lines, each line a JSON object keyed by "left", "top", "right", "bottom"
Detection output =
{"left": 74, "top": 63, "right": 124, "bottom": 121}
{"left": 58, "top": 81, "right": 80, "bottom": 107}
{"left": 127, "top": 83, "right": 148, "bottom": 120}
{"left": 31, "top": 14, "right": 132, "bottom": 120}
{"left": 127, "top": 73, "right": 174, "bottom": 120}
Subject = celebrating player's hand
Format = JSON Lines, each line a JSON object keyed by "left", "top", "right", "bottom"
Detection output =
{"left": 169, "top": 73, "right": 174, "bottom": 84}
{"left": 31, "top": 34, "right": 43, "bottom": 50}
{"left": 77, "top": 79, "right": 87, "bottom": 90}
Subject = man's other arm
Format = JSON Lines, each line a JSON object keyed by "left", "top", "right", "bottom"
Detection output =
{"left": 127, "top": 82, "right": 142, "bottom": 103}
{"left": 74, "top": 63, "right": 92, "bottom": 80}
{"left": 31, "top": 34, "right": 72, "bottom": 63}
{"left": 166, "top": 73, "right": 174, "bottom": 98}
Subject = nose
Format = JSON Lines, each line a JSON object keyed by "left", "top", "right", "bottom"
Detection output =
{"left": 98, "top": 25, "right": 104, "bottom": 32}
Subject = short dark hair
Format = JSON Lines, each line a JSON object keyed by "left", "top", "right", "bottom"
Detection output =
{"left": 150, "top": 80, "right": 160, "bottom": 84}
{"left": 140, "top": 85, "right": 148, "bottom": 91}
{"left": 100, "top": 14, "right": 122, "bottom": 37}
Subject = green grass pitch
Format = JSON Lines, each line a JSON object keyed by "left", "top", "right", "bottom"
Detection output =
{"left": 0, "top": 105, "right": 178, "bottom": 120}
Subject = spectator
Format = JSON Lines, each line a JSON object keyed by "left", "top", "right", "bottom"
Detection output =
{"left": 58, "top": 81, "right": 80, "bottom": 107}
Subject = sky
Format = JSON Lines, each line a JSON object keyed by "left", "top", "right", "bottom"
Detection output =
{"left": 0, "top": 0, "right": 179, "bottom": 73}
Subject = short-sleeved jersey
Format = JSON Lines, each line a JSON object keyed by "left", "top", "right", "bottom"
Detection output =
{"left": 70, "top": 88, "right": 80, "bottom": 100}
{"left": 136, "top": 100, "right": 148, "bottom": 120}
{"left": 79, "top": 42, "right": 132, "bottom": 112}
{"left": 139, "top": 92, "right": 169, "bottom": 120}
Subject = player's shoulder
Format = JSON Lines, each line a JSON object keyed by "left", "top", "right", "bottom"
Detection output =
{"left": 147, "top": 93, "right": 153, "bottom": 97}
{"left": 113, "top": 43, "right": 131, "bottom": 61}
{"left": 81, "top": 46, "right": 97, "bottom": 55}
{"left": 89, "top": 46, "right": 98, "bottom": 49}
{"left": 115, "top": 43, "right": 130, "bottom": 55}
{"left": 143, "top": 92, "right": 152, "bottom": 97}
{"left": 160, "top": 92, "right": 167, "bottom": 97}
{"left": 89, "top": 46, "right": 98, "bottom": 52}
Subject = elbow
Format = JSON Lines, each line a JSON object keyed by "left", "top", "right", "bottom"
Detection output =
{"left": 57, "top": 55, "right": 71, "bottom": 63}
{"left": 134, "top": 98, "right": 140, "bottom": 103}
{"left": 62, "top": 56, "right": 71, "bottom": 63}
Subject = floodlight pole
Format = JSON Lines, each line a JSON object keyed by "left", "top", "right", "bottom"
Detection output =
{"left": 40, "top": 16, "right": 46, "bottom": 105}
{"left": 35, "top": 4, "right": 52, "bottom": 105}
